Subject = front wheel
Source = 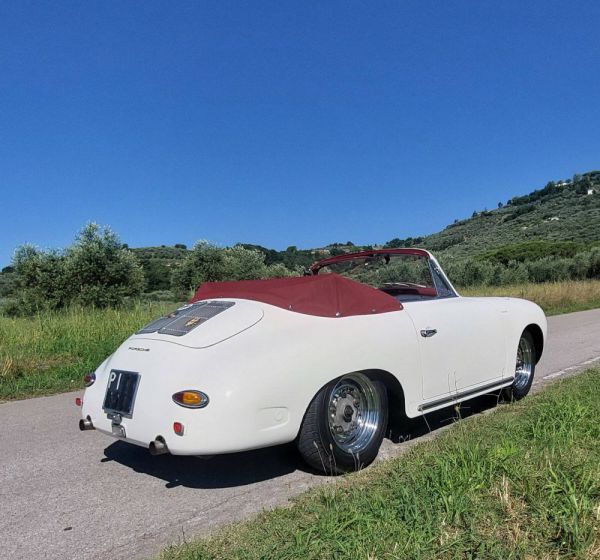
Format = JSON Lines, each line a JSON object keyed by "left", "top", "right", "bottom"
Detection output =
{"left": 297, "top": 372, "right": 388, "bottom": 475}
{"left": 503, "top": 330, "right": 536, "bottom": 401}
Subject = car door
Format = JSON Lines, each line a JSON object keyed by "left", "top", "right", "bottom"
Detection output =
{"left": 403, "top": 297, "right": 506, "bottom": 401}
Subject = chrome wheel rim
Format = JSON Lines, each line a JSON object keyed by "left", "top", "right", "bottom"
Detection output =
{"left": 327, "top": 373, "right": 380, "bottom": 454}
{"left": 514, "top": 336, "right": 534, "bottom": 390}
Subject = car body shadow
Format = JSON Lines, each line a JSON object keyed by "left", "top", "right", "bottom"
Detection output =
{"left": 102, "top": 440, "right": 301, "bottom": 489}
{"left": 388, "top": 391, "right": 504, "bottom": 443}
{"left": 102, "top": 391, "right": 504, "bottom": 489}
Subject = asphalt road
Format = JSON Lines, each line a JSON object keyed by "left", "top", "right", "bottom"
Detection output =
{"left": 1, "top": 308, "right": 600, "bottom": 560}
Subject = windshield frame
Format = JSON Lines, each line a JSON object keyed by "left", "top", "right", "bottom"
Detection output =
{"left": 310, "top": 248, "right": 459, "bottom": 300}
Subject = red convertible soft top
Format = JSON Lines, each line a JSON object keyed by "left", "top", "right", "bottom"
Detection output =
{"left": 190, "top": 273, "right": 402, "bottom": 318}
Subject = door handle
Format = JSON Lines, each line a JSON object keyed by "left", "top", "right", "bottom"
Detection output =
{"left": 420, "top": 328, "right": 437, "bottom": 338}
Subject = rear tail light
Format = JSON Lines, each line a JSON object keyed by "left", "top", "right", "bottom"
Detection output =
{"left": 84, "top": 372, "right": 96, "bottom": 387}
{"left": 173, "top": 422, "right": 185, "bottom": 436}
{"left": 75, "top": 397, "right": 83, "bottom": 406}
{"left": 172, "top": 390, "right": 209, "bottom": 409}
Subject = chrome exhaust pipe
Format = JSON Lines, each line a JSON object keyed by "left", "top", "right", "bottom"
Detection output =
{"left": 79, "top": 417, "right": 94, "bottom": 431}
{"left": 149, "top": 437, "right": 169, "bottom": 456}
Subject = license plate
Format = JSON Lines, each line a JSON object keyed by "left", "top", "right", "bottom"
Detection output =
{"left": 103, "top": 370, "right": 140, "bottom": 418}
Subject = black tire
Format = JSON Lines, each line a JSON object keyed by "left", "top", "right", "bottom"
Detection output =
{"left": 297, "top": 373, "right": 388, "bottom": 475}
{"left": 503, "top": 330, "right": 536, "bottom": 401}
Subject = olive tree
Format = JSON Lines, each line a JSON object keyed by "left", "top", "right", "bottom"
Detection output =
{"left": 6, "top": 223, "right": 144, "bottom": 315}
{"left": 9, "top": 245, "right": 70, "bottom": 313}
{"left": 171, "top": 241, "right": 295, "bottom": 299}
{"left": 64, "top": 223, "right": 145, "bottom": 307}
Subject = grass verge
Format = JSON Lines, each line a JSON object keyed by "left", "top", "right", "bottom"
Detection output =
{"left": 0, "top": 302, "right": 174, "bottom": 401}
{"left": 162, "top": 369, "right": 600, "bottom": 560}
{"left": 461, "top": 280, "right": 600, "bottom": 315}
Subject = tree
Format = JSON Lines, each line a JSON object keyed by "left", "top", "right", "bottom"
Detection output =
{"left": 6, "top": 223, "right": 145, "bottom": 315}
{"left": 143, "top": 259, "right": 172, "bottom": 291}
{"left": 223, "top": 245, "right": 272, "bottom": 280}
{"left": 64, "top": 223, "right": 145, "bottom": 307}
{"left": 10, "top": 245, "right": 69, "bottom": 313}
{"left": 0, "top": 268, "right": 16, "bottom": 298}
{"left": 170, "top": 240, "right": 227, "bottom": 297}
{"left": 384, "top": 238, "right": 405, "bottom": 248}
{"left": 171, "top": 241, "right": 295, "bottom": 299}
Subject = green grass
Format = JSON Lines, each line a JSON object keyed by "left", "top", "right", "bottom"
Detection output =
{"left": 0, "top": 302, "right": 175, "bottom": 401}
{"left": 162, "top": 369, "right": 600, "bottom": 560}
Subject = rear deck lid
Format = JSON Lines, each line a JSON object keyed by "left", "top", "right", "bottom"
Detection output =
{"left": 130, "top": 299, "right": 263, "bottom": 348}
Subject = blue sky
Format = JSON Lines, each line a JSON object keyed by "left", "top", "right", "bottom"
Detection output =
{"left": 1, "top": 1, "right": 599, "bottom": 267}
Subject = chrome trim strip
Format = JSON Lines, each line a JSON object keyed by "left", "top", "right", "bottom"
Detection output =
{"left": 418, "top": 377, "right": 514, "bottom": 412}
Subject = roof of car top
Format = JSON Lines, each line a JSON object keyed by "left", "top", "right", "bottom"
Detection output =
{"left": 309, "top": 248, "right": 431, "bottom": 273}
{"left": 190, "top": 273, "right": 402, "bottom": 318}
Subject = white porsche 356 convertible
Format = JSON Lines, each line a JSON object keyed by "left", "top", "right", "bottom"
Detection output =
{"left": 79, "top": 249, "right": 546, "bottom": 474}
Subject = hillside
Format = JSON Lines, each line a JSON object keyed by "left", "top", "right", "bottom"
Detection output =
{"left": 135, "top": 171, "right": 600, "bottom": 289}
{"left": 387, "top": 171, "right": 600, "bottom": 258}
{"left": 129, "top": 245, "right": 189, "bottom": 291}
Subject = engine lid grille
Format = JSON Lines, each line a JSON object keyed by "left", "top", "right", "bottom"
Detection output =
{"left": 137, "top": 301, "right": 235, "bottom": 337}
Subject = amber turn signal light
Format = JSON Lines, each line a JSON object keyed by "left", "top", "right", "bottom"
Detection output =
{"left": 172, "top": 390, "right": 209, "bottom": 409}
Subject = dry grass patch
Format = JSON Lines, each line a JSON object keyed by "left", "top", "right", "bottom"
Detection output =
{"left": 461, "top": 280, "right": 600, "bottom": 315}
{"left": 0, "top": 354, "right": 75, "bottom": 379}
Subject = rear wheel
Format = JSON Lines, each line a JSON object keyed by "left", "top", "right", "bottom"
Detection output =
{"left": 503, "top": 330, "right": 536, "bottom": 401}
{"left": 297, "top": 372, "right": 388, "bottom": 474}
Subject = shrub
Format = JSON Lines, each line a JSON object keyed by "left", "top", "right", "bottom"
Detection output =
{"left": 588, "top": 247, "right": 600, "bottom": 278}
{"left": 503, "top": 203, "right": 536, "bottom": 220}
{"left": 426, "top": 233, "right": 463, "bottom": 251}
{"left": 499, "top": 261, "right": 530, "bottom": 285}
{"left": 0, "top": 269, "right": 16, "bottom": 298}
{"left": 444, "top": 243, "right": 600, "bottom": 288}
{"left": 139, "top": 290, "right": 179, "bottom": 303}
{"left": 479, "top": 241, "right": 582, "bottom": 265}
{"left": 526, "top": 257, "right": 571, "bottom": 283}
{"left": 143, "top": 259, "right": 173, "bottom": 291}
{"left": 443, "top": 259, "right": 500, "bottom": 287}
{"left": 568, "top": 252, "right": 591, "bottom": 280}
